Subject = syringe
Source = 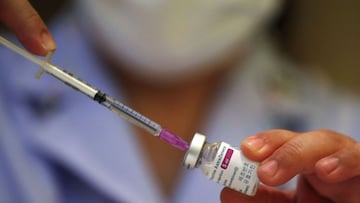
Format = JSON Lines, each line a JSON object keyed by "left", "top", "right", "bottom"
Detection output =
{"left": 0, "top": 36, "right": 189, "bottom": 151}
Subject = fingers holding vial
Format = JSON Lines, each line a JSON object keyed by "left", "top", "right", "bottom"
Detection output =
{"left": 221, "top": 129, "right": 360, "bottom": 203}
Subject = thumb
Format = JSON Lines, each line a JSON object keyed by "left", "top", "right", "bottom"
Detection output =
{"left": 0, "top": 0, "right": 56, "bottom": 55}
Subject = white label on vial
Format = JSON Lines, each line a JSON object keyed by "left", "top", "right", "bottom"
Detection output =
{"left": 200, "top": 142, "right": 259, "bottom": 196}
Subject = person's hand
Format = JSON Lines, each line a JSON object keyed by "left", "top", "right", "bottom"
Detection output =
{"left": 221, "top": 129, "right": 360, "bottom": 203}
{"left": 0, "top": 0, "right": 56, "bottom": 55}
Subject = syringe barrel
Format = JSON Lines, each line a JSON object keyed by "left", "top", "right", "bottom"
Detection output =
{"left": 95, "top": 93, "right": 162, "bottom": 136}
{"left": 44, "top": 63, "right": 98, "bottom": 98}
{"left": 43, "top": 62, "right": 162, "bottom": 136}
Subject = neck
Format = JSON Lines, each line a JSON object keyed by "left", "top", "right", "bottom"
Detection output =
{"left": 121, "top": 69, "right": 230, "bottom": 141}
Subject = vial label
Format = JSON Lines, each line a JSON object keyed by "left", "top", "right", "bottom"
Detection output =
{"left": 200, "top": 142, "right": 259, "bottom": 196}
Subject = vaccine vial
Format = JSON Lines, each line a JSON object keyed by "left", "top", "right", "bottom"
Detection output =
{"left": 183, "top": 133, "right": 259, "bottom": 196}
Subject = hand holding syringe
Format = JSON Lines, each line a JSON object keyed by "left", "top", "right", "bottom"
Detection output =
{"left": 0, "top": 36, "right": 189, "bottom": 151}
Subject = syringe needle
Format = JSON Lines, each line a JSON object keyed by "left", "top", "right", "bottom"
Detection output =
{"left": 0, "top": 35, "right": 189, "bottom": 151}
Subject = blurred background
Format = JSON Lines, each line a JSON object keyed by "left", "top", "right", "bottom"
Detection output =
{"left": 24, "top": 0, "right": 360, "bottom": 91}
{"left": 281, "top": 0, "right": 360, "bottom": 93}
{"left": 3, "top": 0, "right": 358, "bottom": 92}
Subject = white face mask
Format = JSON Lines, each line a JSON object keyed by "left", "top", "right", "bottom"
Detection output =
{"left": 78, "top": 0, "right": 282, "bottom": 82}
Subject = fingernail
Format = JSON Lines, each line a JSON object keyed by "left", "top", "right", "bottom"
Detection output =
{"left": 260, "top": 160, "right": 278, "bottom": 177}
{"left": 41, "top": 30, "right": 56, "bottom": 51}
{"left": 245, "top": 136, "right": 264, "bottom": 151}
{"left": 321, "top": 157, "right": 339, "bottom": 174}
